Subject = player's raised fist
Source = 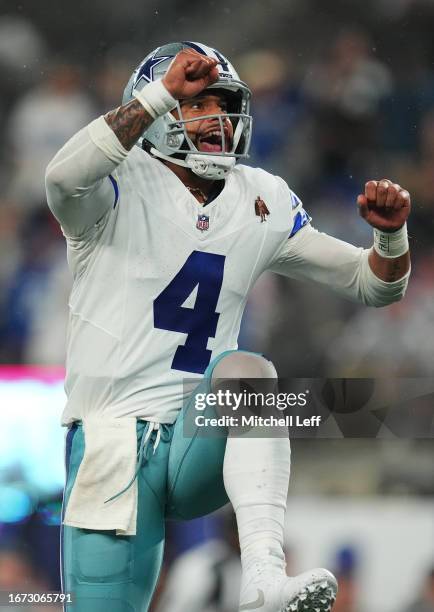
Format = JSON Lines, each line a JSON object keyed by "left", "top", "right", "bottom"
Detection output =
{"left": 162, "top": 49, "right": 219, "bottom": 100}
{"left": 357, "top": 179, "right": 411, "bottom": 232}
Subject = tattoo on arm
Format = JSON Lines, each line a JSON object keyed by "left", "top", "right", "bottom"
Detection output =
{"left": 104, "top": 100, "right": 154, "bottom": 150}
{"left": 385, "top": 258, "right": 406, "bottom": 282}
{"left": 369, "top": 249, "right": 410, "bottom": 282}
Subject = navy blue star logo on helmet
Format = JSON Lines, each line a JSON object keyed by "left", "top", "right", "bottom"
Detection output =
{"left": 134, "top": 52, "right": 173, "bottom": 88}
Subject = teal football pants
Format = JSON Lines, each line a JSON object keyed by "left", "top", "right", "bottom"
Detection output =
{"left": 61, "top": 350, "right": 248, "bottom": 612}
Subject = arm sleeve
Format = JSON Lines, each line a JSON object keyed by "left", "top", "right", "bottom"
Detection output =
{"left": 269, "top": 223, "right": 410, "bottom": 307}
{"left": 45, "top": 116, "right": 129, "bottom": 238}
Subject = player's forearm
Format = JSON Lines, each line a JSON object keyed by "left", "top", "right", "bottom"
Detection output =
{"left": 104, "top": 99, "right": 155, "bottom": 150}
{"left": 105, "top": 78, "right": 178, "bottom": 150}
{"left": 368, "top": 249, "right": 410, "bottom": 282}
{"left": 358, "top": 180, "right": 411, "bottom": 285}
{"left": 270, "top": 225, "right": 410, "bottom": 307}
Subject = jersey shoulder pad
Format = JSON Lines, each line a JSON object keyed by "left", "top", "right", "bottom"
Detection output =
{"left": 233, "top": 164, "right": 287, "bottom": 213}
{"left": 234, "top": 163, "right": 277, "bottom": 187}
{"left": 121, "top": 145, "right": 154, "bottom": 171}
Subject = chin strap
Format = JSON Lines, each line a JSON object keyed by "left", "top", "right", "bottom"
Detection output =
{"left": 187, "top": 153, "right": 235, "bottom": 179}
{"left": 149, "top": 147, "right": 235, "bottom": 180}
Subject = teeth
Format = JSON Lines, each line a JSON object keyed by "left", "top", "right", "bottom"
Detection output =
{"left": 202, "top": 130, "right": 222, "bottom": 140}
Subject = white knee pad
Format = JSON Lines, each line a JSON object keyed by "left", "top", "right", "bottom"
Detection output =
{"left": 212, "top": 352, "right": 277, "bottom": 382}
{"left": 211, "top": 352, "right": 278, "bottom": 417}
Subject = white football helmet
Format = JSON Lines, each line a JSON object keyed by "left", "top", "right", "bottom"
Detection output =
{"left": 122, "top": 41, "right": 252, "bottom": 180}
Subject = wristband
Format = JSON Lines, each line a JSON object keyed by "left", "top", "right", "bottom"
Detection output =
{"left": 132, "top": 79, "right": 177, "bottom": 120}
{"left": 373, "top": 223, "right": 409, "bottom": 258}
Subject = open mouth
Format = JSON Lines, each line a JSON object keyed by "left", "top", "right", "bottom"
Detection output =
{"left": 198, "top": 130, "right": 231, "bottom": 153}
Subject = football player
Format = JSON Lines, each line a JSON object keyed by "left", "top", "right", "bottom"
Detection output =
{"left": 46, "top": 42, "right": 411, "bottom": 612}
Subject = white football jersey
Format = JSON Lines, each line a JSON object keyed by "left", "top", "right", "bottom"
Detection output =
{"left": 60, "top": 147, "right": 309, "bottom": 424}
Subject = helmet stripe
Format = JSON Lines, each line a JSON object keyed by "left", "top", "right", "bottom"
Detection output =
{"left": 182, "top": 42, "right": 230, "bottom": 73}
{"left": 182, "top": 41, "right": 208, "bottom": 56}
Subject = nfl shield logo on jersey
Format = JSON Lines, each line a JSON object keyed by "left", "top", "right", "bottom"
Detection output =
{"left": 196, "top": 214, "right": 210, "bottom": 232}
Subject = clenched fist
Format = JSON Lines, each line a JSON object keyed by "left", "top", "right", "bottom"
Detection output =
{"left": 357, "top": 179, "right": 411, "bottom": 232}
{"left": 162, "top": 49, "right": 219, "bottom": 100}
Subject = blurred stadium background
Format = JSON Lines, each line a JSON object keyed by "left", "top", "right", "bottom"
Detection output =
{"left": 0, "top": 0, "right": 433, "bottom": 610}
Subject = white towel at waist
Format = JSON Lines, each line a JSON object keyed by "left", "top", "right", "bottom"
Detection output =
{"left": 63, "top": 416, "right": 138, "bottom": 536}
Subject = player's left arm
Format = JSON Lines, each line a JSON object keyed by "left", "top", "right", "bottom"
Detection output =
{"left": 357, "top": 179, "right": 410, "bottom": 282}
{"left": 269, "top": 179, "right": 411, "bottom": 308}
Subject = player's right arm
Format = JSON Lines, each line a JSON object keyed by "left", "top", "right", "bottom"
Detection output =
{"left": 105, "top": 49, "right": 219, "bottom": 150}
{"left": 45, "top": 50, "right": 218, "bottom": 237}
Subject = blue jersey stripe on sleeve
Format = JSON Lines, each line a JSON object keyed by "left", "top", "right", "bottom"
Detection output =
{"left": 109, "top": 174, "right": 119, "bottom": 209}
{"left": 289, "top": 208, "right": 311, "bottom": 238}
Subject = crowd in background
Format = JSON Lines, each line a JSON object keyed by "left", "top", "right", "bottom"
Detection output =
{"left": 0, "top": 0, "right": 433, "bottom": 610}
{"left": 1, "top": 0, "right": 434, "bottom": 375}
